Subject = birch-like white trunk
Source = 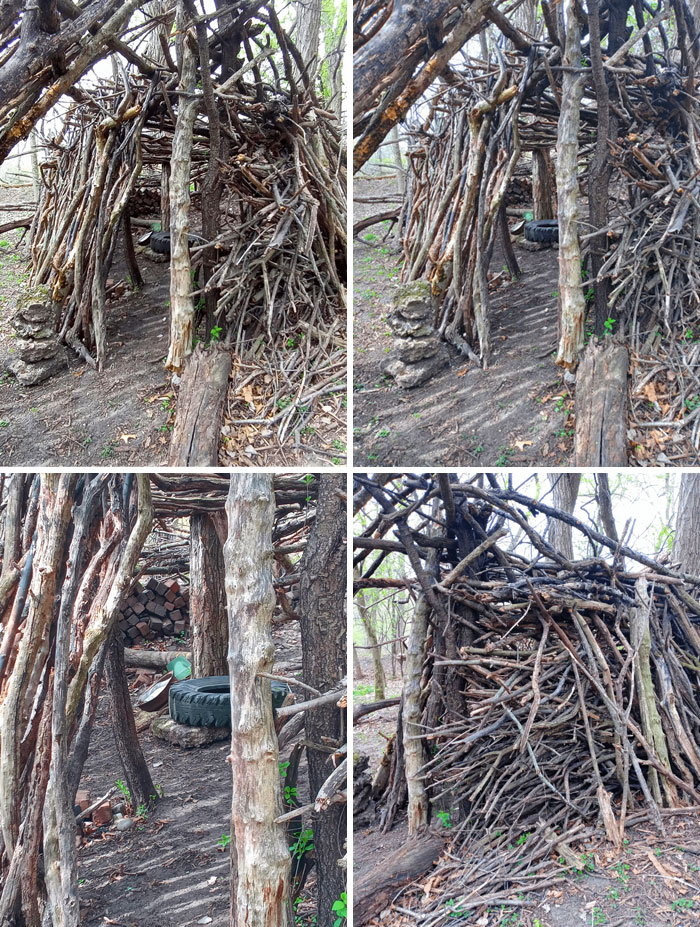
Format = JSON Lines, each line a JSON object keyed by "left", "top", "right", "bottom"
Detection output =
{"left": 555, "top": 0, "right": 586, "bottom": 368}
{"left": 225, "top": 474, "right": 290, "bottom": 927}
{"left": 165, "top": 4, "right": 198, "bottom": 374}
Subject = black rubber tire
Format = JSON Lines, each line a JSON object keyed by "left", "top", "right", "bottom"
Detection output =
{"left": 169, "top": 676, "right": 291, "bottom": 728}
{"left": 149, "top": 231, "right": 202, "bottom": 256}
{"left": 150, "top": 231, "right": 171, "bottom": 254}
{"left": 524, "top": 220, "right": 559, "bottom": 243}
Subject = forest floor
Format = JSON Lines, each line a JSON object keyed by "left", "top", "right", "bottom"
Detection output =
{"left": 353, "top": 175, "right": 572, "bottom": 467}
{"left": 0, "top": 183, "right": 345, "bottom": 467}
{"left": 76, "top": 624, "right": 317, "bottom": 927}
{"left": 354, "top": 661, "right": 700, "bottom": 927}
{"left": 353, "top": 175, "right": 700, "bottom": 467}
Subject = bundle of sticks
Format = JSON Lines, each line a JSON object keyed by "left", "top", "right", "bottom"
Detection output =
{"left": 355, "top": 475, "right": 700, "bottom": 920}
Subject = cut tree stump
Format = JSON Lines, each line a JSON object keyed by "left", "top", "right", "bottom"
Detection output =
{"left": 354, "top": 836, "right": 443, "bottom": 924}
{"left": 168, "top": 344, "right": 232, "bottom": 466}
{"left": 574, "top": 337, "right": 629, "bottom": 466}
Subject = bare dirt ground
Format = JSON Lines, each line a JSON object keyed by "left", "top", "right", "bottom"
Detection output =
{"left": 0, "top": 183, "right": 346, "bottom": 467}
{"left": 354, "top": 659, "right": 700, "bottom": 927}
{"left": 77, "top": 625, "right": 317, "bottom": 927}
{"left": 353, "top": 176, "right": 572, "bottom": 467}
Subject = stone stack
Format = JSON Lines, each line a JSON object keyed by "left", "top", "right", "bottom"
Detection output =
{"left": 118, "top": 577, "right": 190, "bottom": 643}
{"left": 9, "top": 285, "right": 67, "bottom": 386}
{"left": 382, "top": 280, "right": 449, "bottom": 388}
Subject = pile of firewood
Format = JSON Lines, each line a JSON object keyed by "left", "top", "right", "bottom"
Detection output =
{"left": 118, "top": 576, "right": 190, "bottom": 644}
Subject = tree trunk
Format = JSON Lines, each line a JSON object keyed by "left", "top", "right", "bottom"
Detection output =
{"left": 0, "top": 475, "right": 76, "bottom": 857}
{"left": 43, "top": 474, "right": 107, "bottom": 927}
{"left": 295, "top": 0, "right": 321, "bottom": 82}
{"left": 353, "top": 836, "right": 443, "bottom": 925}
{"left": 224, "top": 474, "right": 290, "bottom": 927}
{"left": 165, "top": 1, "right": 198, "bottom": 374}
{"left": 353, "top": 645, "right": 365, "bottom": 680}
{"left": 298, "top": 474, "right": 347, "bottom": 926}
{"left": 105, "top": 630, "right": 156, "bottom": 810}
{"left": 533, "top": 149, "right": 555, "bottom": 220}
{"left": 547, "top": 473, "right": 581, "bottom": 560}
{"left": 596, "top": 473, "right": 619, "bottom": 542}
{"left": 167, "top": 345, "right": 232, "bottom": 465}
{"left": 190, "top": 512, "right": 227, "bottom": 676}
{"left": 574, "top": 338, "right": 629, "bottom": 467}
{"left": 354, "top": 580, "right": 385, "bottom": 700}
{"left": 555, "top": 0, "right": 586, "bottom": 369}
{"left": 673, "top": 474, "right": 700, "bottom": 573}
{"left": 1, "top": 473, "right": 24, "bottom": 580}
{"left": 403, "top": 559, "right": 434, "bottom": 835}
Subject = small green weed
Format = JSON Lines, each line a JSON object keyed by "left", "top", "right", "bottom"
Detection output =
{"left": 332, "top": 892, "right": 347, "bottom": 926}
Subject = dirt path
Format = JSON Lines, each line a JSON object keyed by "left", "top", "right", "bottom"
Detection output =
{"left": 0, "top": 185, "right": 172, "bottom": 465}
{"left": 353, "top": 176, "right": 573, "bottom": 467}
{"left": 77, "top": 628, "right": 316, "bottom": 927}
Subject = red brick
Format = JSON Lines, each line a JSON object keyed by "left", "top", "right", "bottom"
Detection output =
{"left": 127, "top": 626, "right": 140, "bottom": 640}
{"left": 165, "top": 589, "right": 177, "bottom": 603}
{"left": 173, "top": 596, "right": 186, "bottom": 608}
{"left": 132, "top": 601, "right": 145, "bottom": 616}
{"left": 92, "top": 801, "right": 112, "bottom": 826}
{"left": 136, "top": 621, "right": 150, "bottom": 637}
{"left": 146, "top": 577, "right": 159, "bottom": 592}
{"left": 170, "top": 609, "right": 182, "bottom": 623}
{"left": 149, "top": 617, "right": 164, "bottom": 634}
{"left": 162, "top": 619, "right": 174, "bottom": 635}
{"left": 173, "top": 620, "right": 186, "bottom": 634}
{"left": 75, "top": 789, "right": 91, "bottom": 812}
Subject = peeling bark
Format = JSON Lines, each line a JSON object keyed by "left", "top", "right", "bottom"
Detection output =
{"left": 225, "top": 474, "right": 291, "bottom": 927}
{"left": 165, "top": 2, "right": 199, "bottom": 374}
{"left": 555, "top": 0, "right": 586, "bottom": 368}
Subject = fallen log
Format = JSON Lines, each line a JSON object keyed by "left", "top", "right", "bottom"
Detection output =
{"left": 574, "top": 337, "right": 629, "bottom": 466}
{"left": 353, "top": 836, "right": 444, "bottom": 924}
{"left": 353, "top": 208, "right": 400, "bottom": 238}
{"left": 0, "top": 217, "right": 31, "bottom": 234}
{"left": 354, "top": 698, "right": 400, "bottom": 723}
{"left": 124, "top": 648, "right": 191, "bottom": 669}
{"left": 168, "top": 344, "right": 232, "bottom": 466}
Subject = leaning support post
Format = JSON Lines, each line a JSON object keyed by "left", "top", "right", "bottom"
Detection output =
{"left": 165, "top": 0, "right": 199, "bottom": 375}
{"left": 224, "top": 474, "right": 291, "bottom": 927}
{"left": 403, "top": 512, "right": 439, "bottom": 835}
{"left": 555, "top": 0, "right": 586, "bottom": 368}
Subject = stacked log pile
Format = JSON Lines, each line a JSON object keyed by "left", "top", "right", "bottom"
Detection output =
{"left": 118, "top": 576, "right": 190, "bottom": 644}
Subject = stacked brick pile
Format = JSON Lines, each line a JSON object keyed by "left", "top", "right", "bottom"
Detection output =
{"left": 118, "top": 577, "right": 190, "bottom": 643}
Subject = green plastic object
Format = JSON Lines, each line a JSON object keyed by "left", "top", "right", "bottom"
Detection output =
{"left": 524, "top": 210, "right": 534, "bottom": 222}
{"left": 166, "top": 655, "right": 192, "bottom": 680}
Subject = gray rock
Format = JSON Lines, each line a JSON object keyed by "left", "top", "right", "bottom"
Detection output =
{"left": 11, "top": 320, "right": 56, "bottom": 340}
{"left": 9, "top": 350, "right": 67, "bottom": 386}
{"left": 113, "top": 812, "right": 124, "bottom": 822}
{"left": 383, "top": 344, "right": 450, "bottom": 388}
{"left": 518, "top": 238, "right": 547, "bottom": 252}
{"left": 14, "top": 337, "right": 59, "bottom": 362}
{"left": 115, "top": 817, "right": 134, "bottom": 832}
{"left": 387, "top": 311, "right": 433, "bottom": 339}
{"left": 394, "top": 336, "right": 440, "bottom": 364}
{"left": 151, "top": 716, "right": 230, "bottom": 747}
{"left": 393, "top": 280, "right": 433, "bottom": 320}
{"left": 13, "top": 285, "right": 59, "bottom": 324}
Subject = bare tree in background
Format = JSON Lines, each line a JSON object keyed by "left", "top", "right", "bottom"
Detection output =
{"left": 673, "top": 474, "right": 700, "bottom": 574}
{"left": 547, "top": 473, "right": 581, "bottom": 558}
